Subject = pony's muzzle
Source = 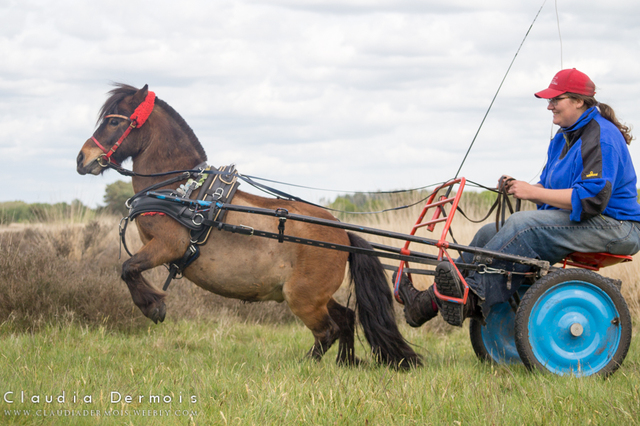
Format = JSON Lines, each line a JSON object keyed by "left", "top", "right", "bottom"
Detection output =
{"left": 76, "top": 148, "right": 104, "bottom": 175}
{"left": 76, "top": 138, "right": 108, "bottom": 175}
{"left": 76, "top": 151, "right": 88, "bottom": 175}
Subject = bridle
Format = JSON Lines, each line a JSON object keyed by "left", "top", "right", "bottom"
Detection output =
{"left": 91, "top": 90, "right": 156, "bottom": 167}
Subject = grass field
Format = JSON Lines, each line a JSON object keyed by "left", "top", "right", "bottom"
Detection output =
{"left": 1, "top": 193, "right": 640, "bottom": 425}
{"left": 2, "top": 320, "right": 639, "bottom": 425}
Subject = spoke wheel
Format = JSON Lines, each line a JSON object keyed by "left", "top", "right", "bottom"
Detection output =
{"left": 514, "top": 269, "right": 631, "bottom": 377}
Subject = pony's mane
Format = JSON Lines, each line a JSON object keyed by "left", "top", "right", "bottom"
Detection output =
{"left": 98, "top": 83, "right": 207, "bottom": 161}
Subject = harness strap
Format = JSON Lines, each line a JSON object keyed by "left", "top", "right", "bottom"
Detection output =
{"left": 126, "top": 172, "right": 193, "bottom": 208}
{"left": 119, "top": 216, "right": 134, "bottom": 258}
{"left": 163, "top": 245, "right": 200, "bottom": 291}
{"left": 121, "top": 164, "right": 240, "bottom": 291}
{"left": 188, "top": 164, "right": 240, "bottom": 246}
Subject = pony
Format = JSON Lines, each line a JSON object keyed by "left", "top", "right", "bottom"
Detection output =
{"left": 76, "top": 84, "right": 420, "bottom": 369}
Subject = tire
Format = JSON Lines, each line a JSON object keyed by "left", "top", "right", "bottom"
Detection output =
{"left": 470, "top": 287, "right": 528, "bottom": 365}
{"left": 514, "top": 269, "right": 632, "bottom": 377}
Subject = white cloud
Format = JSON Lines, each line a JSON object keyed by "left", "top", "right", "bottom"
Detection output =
{"left": 0, "top": 0, "right": 639, "bottom": 209}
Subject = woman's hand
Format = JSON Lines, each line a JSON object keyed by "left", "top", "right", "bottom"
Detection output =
{"left": 501, "top": 177, "right": 573, "bottom": 210}
{"left": 505, "top": 180, "right": 540, "bottom": 200}
{"left": 497, "top": 175, "right": 514, "bottom": 190}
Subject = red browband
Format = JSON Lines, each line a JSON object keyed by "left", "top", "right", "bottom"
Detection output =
{"left": 92, "top": 90, "right": 156, "bottom": 167}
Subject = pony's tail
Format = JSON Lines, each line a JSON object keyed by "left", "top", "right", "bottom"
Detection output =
{"left": 347, "top": 232, "right": 422, "bottom": 369}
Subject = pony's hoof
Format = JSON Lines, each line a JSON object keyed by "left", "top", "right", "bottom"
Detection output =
{"left": 147, "top": 302, "right": 166, "bottom": 324}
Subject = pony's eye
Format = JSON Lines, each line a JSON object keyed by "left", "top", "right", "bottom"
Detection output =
{"left": 109, "top": 118, "right": 121, "bottom": 126}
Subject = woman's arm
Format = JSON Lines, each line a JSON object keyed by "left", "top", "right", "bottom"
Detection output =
{"left": 505, "top": 180, "right": 573, "bottom": 210}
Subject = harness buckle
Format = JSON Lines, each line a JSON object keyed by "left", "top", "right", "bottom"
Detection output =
{"left": 239, "top": 225, "right": 255, "bottom": 236}
{"left": 277, "top": 217, "right": 287, "bottom": 243}
{"left": 275, "top": 208, "right": 289, "bottom": 218}
{"left": 96, "top": 154, "right": 110, "bottom": 168}
{"left": 192, "top": 213, "right": 204, "bottom": 226}
{"left": 212, "top": 187, "right": 225, "bottom": 200}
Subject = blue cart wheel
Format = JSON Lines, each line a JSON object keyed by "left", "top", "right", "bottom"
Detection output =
{"left": 515, "top": 269, "right": 632, "bottom": 377}
{"left": 469, "top": 287, "right": 528, "bottom": 365}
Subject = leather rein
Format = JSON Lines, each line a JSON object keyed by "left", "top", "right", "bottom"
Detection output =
{"left": 454, "top": 177, "right": 521, "bottom": 231}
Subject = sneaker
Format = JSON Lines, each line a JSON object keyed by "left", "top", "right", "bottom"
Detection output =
{"left": 394, "top": 271, "right": 438, "bottom": 327}
{"left": 433, "top": 261, "right": 466, "bottom": 327}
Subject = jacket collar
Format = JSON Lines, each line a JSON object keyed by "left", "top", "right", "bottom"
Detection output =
{"left": 561, "top": 106, "right": 598, "bottom": 133}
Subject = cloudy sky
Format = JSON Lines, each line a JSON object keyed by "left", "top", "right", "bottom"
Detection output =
{"left": 1, "top": 0, "right": 639, "bottom": 208}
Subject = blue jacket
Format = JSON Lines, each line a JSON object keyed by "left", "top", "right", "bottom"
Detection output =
{"left": 538, "top": 106, "right": 640, "bottom": 222}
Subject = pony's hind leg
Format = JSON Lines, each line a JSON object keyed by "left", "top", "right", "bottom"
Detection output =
{"left": 304, "top": 311, "right": 341, "bottom": 362}
{"left": 327, "top": 298, "right": 358, "bottom": 366}
{"left": 284, "top": 278, "right": 341, "bottom": 362}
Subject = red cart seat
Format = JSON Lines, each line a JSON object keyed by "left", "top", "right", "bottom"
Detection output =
{"left": 562, "top": 252, "right": 633, "bottom": 271}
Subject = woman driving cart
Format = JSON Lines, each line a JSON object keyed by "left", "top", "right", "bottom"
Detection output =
{"left": 398, "top": 68, "right": 640, "bottom": 328}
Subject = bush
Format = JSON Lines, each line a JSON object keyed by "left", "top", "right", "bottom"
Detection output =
{"left": 101, "top": 180, "right": 135, "bottom": 216}
{"left": 0, "top": 219, "right": 296, "bottom": 332}
{"left": 0, "top": 200, "right": 93, "bottom": 224}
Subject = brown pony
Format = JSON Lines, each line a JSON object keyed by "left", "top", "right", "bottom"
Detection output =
{"left": 76, "top": 84, "right": 420, "bottom": 369}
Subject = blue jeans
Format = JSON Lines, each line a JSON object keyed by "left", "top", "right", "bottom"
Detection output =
{"left": 460, "top": 210, "right": 640, "bottom": 316}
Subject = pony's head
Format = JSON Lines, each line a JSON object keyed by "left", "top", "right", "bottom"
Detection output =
{"left": 77, "top": 84, "right": 207, "bottom": 179}
{"left": 77, "top": 84, "right": 155, "bottom": 175}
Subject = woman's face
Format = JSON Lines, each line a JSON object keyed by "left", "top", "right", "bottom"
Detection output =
{"left": 547, "top": 95, "right": 586, "bottom": 128}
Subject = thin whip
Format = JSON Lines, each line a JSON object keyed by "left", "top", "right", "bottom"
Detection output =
{"left": 454, "top": 0, "right": 547, "bottom": 179}
{"left": 555, "top": 0, "right": 563, "bottom": 69}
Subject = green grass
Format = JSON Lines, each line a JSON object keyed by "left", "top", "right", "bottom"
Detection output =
{"left": 1, "top": 319, "right": 639, "bottom": 425}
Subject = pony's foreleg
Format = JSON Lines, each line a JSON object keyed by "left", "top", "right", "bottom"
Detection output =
{"left": 121, "top": 237, "right": 185, "bottom": 324}
{"left": 327, "top": 298, "right": 358, "bottom": 366}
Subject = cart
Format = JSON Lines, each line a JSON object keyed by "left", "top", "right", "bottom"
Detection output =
{"left": 392, "top": 178, "right": 633, "bottom": 378}
{"left": 147, "top": 176, "right": 633, "bottom": 377}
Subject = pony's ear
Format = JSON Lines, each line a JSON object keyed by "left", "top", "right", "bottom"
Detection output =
{"left": 131, "top": 84, "right": 149, "bottom": 106}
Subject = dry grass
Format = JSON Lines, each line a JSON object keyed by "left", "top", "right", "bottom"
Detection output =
{"left": 0, "top": 216, "right": 296, "bottom": 333}
{"left": 1, "top": 193, "right": 639, "bottom": 334}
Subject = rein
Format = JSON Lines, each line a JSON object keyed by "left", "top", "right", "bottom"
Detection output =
{"left": 108, "top": 156, "right": 521, "bottom": 228}
{"left": 105, "top": 160, "right": 321, "bottom": 208}
{"left": 92, "top": 91, "right": 156, "bottom": 167}
{"left": 454, "top": 177, "right": 521, "bottom": 230}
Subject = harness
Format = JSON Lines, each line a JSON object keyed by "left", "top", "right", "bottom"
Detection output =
{"left": 92, "top": 91, "right": 156, "bottom": 168}
{"left": 121, "top": 164, "right": 240, "bottom": 290}
{"left": 88, "top": 89, "right": 244, "bottom": 291}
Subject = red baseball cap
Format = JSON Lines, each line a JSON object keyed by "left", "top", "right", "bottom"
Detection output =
{"left": 534, "top": 68, "right": 596, "bottom": 99}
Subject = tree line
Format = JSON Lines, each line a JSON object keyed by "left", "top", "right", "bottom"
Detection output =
{"left": 0, "top": 181, "right": 134, "bottom": 224}
{"left": 5, "top": 180, "right": 639, "bottom": 224}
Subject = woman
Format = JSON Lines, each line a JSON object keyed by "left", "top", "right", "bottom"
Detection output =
{"left": 399, "top": 68, "right": 640, "bottom": 327}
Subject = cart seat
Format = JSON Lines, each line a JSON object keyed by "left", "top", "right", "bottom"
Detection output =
{"left": 562, "top": 252, "right": 633, "bottom": 271}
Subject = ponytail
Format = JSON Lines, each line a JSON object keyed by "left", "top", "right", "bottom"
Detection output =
{"left": 598, "top": 103, "right": 633, "bottom": 145}
{"left": 568, "top": 94, "right": 634, "bottom": 145}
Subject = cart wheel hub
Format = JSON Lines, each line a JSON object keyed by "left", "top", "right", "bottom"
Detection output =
{"left": 522, "top": 279, "right": 628, "bottom": 377}
{"left": 570, "top": 322, "right": 584, "bottom": 337}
